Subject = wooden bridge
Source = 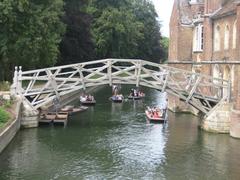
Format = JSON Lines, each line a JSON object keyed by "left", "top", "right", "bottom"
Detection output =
{"left": 11, "top": 59, "right": 231, "bottom": 115}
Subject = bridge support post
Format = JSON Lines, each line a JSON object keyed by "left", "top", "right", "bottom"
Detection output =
{"left": 136, "top": 61, "right": 142, "bottom": 87}
{"left": 108, "top": 60, "right": 112, "bottom": 86}
{"left": 10, "top": 66, "right": 18, "bottom": 96}
{"left": 21, "top": 99, "right": 39, "bottom": 128}
{"left": 201, "top": 102, "right": 231, "bottom": 133}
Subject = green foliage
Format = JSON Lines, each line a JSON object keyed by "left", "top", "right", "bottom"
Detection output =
{"left": 160, "top": 37, "right": 169, "bottom": 62}
{"left": 0, "top": 107, "right": 9, "bottom": 127}
{"left": 132, "top": 0, "right": 163, "bottom": 63}
{"left": 91, "top": 7, "right": 144, "bottom": 58}
{"left": 0, "top": 81, "right": 10, "bottom": 91}
{"left": 0, "top": 0, "right": 65, "bottom": 81}
{"left": 3, "top": 100, "right": 12, "bottom": 109}
{"left": 0, "top": 0, "right": 168, "bottom": 81}
{"left": 87, "top": 0, "right": 164, "bottom": 61}
{"left": 59, "top": 0, "right": 95, "bottom": 65}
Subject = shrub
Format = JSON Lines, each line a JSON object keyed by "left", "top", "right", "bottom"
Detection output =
{"left": 3, "top": 100, "right": 12, "bottom": 108}
{"left": 0, "top": 81, "right": 10, "bottom": 91}
{"left": 0, "top": 107, "right": 9, "bottom": 127}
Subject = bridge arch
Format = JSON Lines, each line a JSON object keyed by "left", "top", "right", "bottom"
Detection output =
{"left": 12, "top": 59, "right": 230, "bottom": 115}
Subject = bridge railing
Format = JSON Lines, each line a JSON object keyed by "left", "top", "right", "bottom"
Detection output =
{"left": 12, "top": 59, "right": 230, "bottom": 113}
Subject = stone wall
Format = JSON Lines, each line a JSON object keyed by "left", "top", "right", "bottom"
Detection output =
{"left": 201, "top": 102, "right": 231, "bottom": 133}
{"left": 230, "top": 109, "right": 240, "bottom": 138}
{"left": 21, "top": 99, "right": 39, "bottom": 128}
{"left": 0, "top": 98, "right": 21, "bottom": 153}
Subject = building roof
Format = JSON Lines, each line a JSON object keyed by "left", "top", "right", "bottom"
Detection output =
{"left": 211, "top": 0, "right": 239, "bottom": 19}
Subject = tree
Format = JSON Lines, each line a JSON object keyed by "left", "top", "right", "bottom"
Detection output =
{"left": 88, "top": 0, "right": 163, "bottom": 62}
{"left": 132, "top": 0, "right": 163, "bottom": 63}
{"left": 160, "top": 37, "right": 169, "bottom": 62}
{"left": 90, "top": 6, "right": 144, "bottom": 58}
{"left": 88, "top": 0, "right": 144, "bottom": 59}
{"left": 0, "top": 0, "right": 65, "bottom": 81}
{"left": 59, "top": 0, "right": 95, "bottom": 65}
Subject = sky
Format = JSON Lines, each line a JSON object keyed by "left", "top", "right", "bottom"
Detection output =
{"left": 152, "top": 0, "right": 174, "bottom": 37}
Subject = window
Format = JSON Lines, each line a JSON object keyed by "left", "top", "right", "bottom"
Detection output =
{"left": 193, "top": 24, "right": 204, "bottom": 52}
{"left": 189, "top": 0, "right": 202, "bottom": 3}
{"left": 224, "top": 25, "right": 229, "bottom": 50}
{"left": 214, "top": 25, "right": 221, "bottom": 51}
{"left": 213, "top": 65, "right": 222, "bottom": 98}
{"left": 233, "top": 21, "right": 237, "bottom": 49}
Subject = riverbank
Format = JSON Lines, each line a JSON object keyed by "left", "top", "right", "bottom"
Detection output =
{"left": 0, "top": 94, "right": 21, "bottom": 153}
{"left": 0, "top": 108, "right": 9, "bottom": 129}
{"left": 0, "top": 92, "right": 12, "bottom": 130}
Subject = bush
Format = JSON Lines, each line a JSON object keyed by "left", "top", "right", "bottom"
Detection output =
{"left": 0, "top": 81, "right": 10, "bottom": 91}
{"left": 3, "top": 100, "right": 12, "bottom": 108}
{"left": 0, "top": 107, "right": 9, "bottom": 127}
{"left": 0, "top": 96, "right": 12, "bottom": 108}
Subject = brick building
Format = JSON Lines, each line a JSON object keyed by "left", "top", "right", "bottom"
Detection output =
{"left": 169, "top": 0, "right": 240, "bottom": 138}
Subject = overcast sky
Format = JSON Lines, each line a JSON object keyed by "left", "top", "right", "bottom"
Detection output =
{"left": 152, "top": 0, "right": 174, "bottom": 37}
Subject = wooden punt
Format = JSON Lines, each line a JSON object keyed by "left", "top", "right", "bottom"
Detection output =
{"left": 110, "top": 96, "right": 123, "bottom": 103}
{"left": 39, "top": 112, "right": 56, "bottom": 124}
{"left": 127, "top": 94, "right": 145, "bottom": 100}
{"left": 60, "top": 105, "right": 88, "bottom": 115}
{"left": 145, "top": 110, "right": 166, "bottom": 123}
{"left": 80, "top": 100, "right": 96, "bottom": 105}
{"left": 61, "top": 105, "right": 74, "bottom": 112}
{"left": 53, "top": 112, "right": 69, "bottom": 126}
{"left": 71, "top": 106, "right": 88, "bottom": 115}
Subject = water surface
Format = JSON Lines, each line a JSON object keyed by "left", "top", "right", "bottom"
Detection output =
{"left": 0, "top": 86, "right": 239, "bottom": 180}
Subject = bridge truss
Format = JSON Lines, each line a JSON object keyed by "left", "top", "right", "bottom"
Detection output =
{"left": 12, "top": 59, "right": 230, "bottom": 115}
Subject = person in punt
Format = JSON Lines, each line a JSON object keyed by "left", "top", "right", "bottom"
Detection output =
{"left": 80, "top": 93, "right": 87, "bottom": 101}
{"left": 130, "top": 88, "right": 134, "bottom": 96}
{"left": 153, "top": 111, "right": 159, "bottom": 118}
{"left": 87, "top": 95, "right": 91, "bottom": 101}
{"left": 134, "top": 89, "right": 137, "bottom": 96}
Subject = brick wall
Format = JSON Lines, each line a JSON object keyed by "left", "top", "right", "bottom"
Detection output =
{"left": 205, "top": 0, "right": 222, "bottom": 14}
{"left": 212, "top": 15, "right": 238, "bottom": 61}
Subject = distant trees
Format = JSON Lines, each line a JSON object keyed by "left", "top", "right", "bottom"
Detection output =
{"left": 59, "top": 0, "right": 95, "bottom": 65}
{"left": 0, "top": 0, "right": 65, "bottom": 81}
{"left": 86, "top": 0, "right": 164, "bottom": 63}
{"left": 160, "top": 37, "right": 169, "bottom": 62}
{"left": 0, "top": 0, "right": 168, "bottom": 81}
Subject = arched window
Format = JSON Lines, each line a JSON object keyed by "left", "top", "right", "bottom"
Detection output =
{"left": 224, "top": 25, "right": 229, "bottom": 50}
{"left": 213, "top": 65, "right": 220, "bottom": 84}
{"left": 213, "top": 65, "right": 221, "bottom": 97}
{"left": 233, "top": 21, "right": 237, "bottom": 49}
{"left": 223, "top": 66, "right": 230, "bottom": 98}
{"left": 193, "top": 23, "right": 203, "bottom": 52}
{"left": 214, "top": 25, "right": 221, "bottom": 51}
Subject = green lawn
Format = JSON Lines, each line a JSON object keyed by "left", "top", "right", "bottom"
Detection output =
{"left": 0, "top": 107, "right": 9, "bottom": 128}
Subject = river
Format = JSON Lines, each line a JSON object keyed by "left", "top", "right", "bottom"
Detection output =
{"left": 0, "top": 86, "right": 239, "bottom": 180}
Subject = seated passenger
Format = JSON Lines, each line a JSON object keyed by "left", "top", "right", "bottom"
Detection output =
{"left": 80, "top": 96, "right": 86, "bottom": 101}
{"left": 153, "top": 111, "right": 159, "bottom": 118}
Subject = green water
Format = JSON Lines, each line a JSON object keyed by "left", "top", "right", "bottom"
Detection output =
{"left": 0, "top": 86, "right": 239, "bottom": 180}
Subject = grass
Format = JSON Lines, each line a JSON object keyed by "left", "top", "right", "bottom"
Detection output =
{"left": 0, "top": 107, "right": 9, "bottom": 128}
